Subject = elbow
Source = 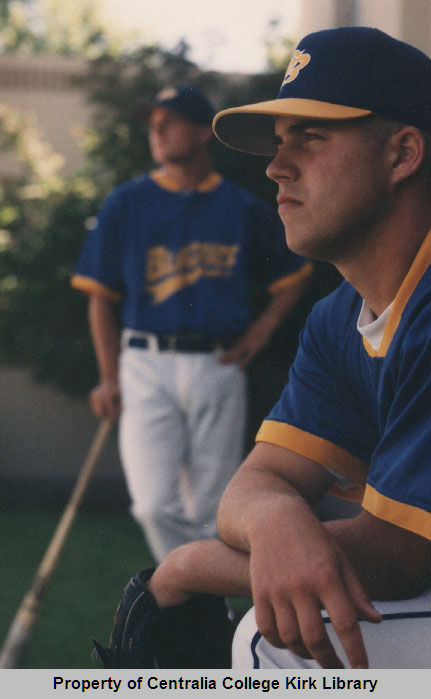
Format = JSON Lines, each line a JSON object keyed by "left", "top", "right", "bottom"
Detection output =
{"left": 215, "top": 490, "right": 229, "bottom": 543}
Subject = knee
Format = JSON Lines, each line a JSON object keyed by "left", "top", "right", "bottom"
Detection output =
{"left": 232, "top": 607, "right": 258, "bottom": 668}
{"left": 131, "top": 502, "right": 161, "bottom": 530}
{"left": 131, "top": 495, "right": 178, "bottom": 531}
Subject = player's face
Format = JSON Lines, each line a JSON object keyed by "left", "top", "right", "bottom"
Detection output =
{"left": 266, "top": 116, "right": 393, "bottom": 263}
{"left": 148, "top": 107, "right": 210, "bottom": 165}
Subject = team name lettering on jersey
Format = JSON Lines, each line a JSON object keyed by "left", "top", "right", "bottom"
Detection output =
{"left": 282, "top": 49, "right": 311, "bottom": 85}
{"left": 146, "top": 242, "right": 239, "bottom": 304}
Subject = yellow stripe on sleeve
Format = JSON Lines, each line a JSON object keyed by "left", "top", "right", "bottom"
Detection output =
{"left": 363, "top": 484, "right": 431, "bottom": 539}
{"left": 256, "top": 420, "right": 368, "bottom": 501}
{"left": 70, "top": 274, "right": 122, "bottom": 302}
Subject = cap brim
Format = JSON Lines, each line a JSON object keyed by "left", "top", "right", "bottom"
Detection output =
{"left": 212, "top": 98, "right": 372, "bottom": 156}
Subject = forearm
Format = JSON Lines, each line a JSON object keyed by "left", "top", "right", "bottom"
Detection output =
{"left": 148, "top": 540, "right": 251, "bottom": 608}
{"left": 217, "top": 444, "right": 431, "bottom": 603}
{"left": 217, "top": 443, "right": 334, "bottom": 553}
{"left": 88, "top": 295, "right": 121, "bottom": 381}
{"left": 217, "top": 458, "right": 381, "bottom": 670}
{"left": 87, "top": 295, "right": 122, "bottom": 419}
{"left": 260, "top": 263, "right": 313, "bottom": 333}
{"left": 257, "top": 279, "right": 307, "bottom": 334}
{"left": 220, "top": 274, "right": 310, "bottom": 367}
{"left": 238, "top": 293, "right": 292, "bottom": 351}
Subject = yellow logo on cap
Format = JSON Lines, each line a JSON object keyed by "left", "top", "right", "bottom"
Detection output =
{"left": 282, "top": 50, "right": 311, "bottom": 85}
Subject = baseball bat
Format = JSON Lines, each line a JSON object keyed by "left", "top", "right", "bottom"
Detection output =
{"left": 0, "top": 417, "right": 113, "bottom": 669}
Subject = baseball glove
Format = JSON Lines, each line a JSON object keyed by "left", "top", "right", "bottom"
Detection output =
{"left": 92, "top": 567, "right": 235, "bottom": 668}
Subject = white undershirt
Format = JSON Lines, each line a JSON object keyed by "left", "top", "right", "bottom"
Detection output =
{"left": 356, "top": 300, "right": 394, "bottom": 351}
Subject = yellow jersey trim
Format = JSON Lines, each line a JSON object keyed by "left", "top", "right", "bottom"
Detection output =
{"left": 363, "top": 230, "right": 431, "bottom": 357}
{"left": 70, "top": 274, "right": 122, "bottom": 302}
{"left": 256, "top": 421, "right": 368, "bottom": 502}
{"left": 269, "top": 261, "right": 313, "bottom": 295}
{"left": 363, "top": 484, "right": 431, "bottom": 539}
{"left": 151, "top": 170, "right": 222, "bottom": 193}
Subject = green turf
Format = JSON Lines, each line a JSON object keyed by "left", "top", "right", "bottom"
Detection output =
{"left": 0, "top": 504, "right": 154, "bottom": 668}
{"left": 0, "top": 504, "right": 251, "bottom": 668}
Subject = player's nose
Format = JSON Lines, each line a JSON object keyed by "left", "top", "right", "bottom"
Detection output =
{"left": 266, "top": 147, "right": 300, "bottom": 183}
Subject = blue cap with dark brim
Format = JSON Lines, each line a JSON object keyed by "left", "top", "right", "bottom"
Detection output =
{"left": 136, "top": 85, "right": 215, "bottom": 126}
{"left": 213, "top": 27, "right": 431, "bottom": 156}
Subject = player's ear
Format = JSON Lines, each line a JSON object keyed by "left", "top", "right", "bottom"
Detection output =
{"left": 388, "top": 126, "right": 426, "bottom": 184}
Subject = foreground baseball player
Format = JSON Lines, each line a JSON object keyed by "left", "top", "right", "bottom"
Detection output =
{"left": 93, "top": 27, "right": 431, "bottom": 669}
{"left": 72, "top": 85, "right": 311, "bottom": 563}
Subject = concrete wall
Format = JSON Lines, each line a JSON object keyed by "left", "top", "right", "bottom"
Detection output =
{"left": 0, "top": 53, "right": 91, "bottom": 177}
{"left": 297, "top": 0, "right": 431, "bottom": 52}
{"left": 0, "top": 365, "right": 129, "bottom": 507}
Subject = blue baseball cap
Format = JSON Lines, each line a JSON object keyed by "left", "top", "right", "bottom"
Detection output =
{"left": 213, "top": 27, "right": 431, "bottom": 155}
{"left": 136, "top": 85, "right": 216, "bottom": 126}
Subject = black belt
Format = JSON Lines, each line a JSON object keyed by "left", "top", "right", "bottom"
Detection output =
{"left": 128, "top": 333, "right": 236, "bottom": 353}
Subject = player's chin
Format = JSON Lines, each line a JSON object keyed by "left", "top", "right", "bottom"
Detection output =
{"left": 284, "top": 229, "right": 336, "bottom": 262}
{"left": 282, "top": 227, "right": 313, "bottom": 258}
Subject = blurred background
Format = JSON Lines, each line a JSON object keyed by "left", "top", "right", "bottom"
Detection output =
{"left": 0, "top": 0, "right": 430, "bottom": 668}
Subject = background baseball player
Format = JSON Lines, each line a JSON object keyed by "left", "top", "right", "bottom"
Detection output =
{"left": 93, "top": 27, "right": 431, "bottom": 670}
{"left": 72, "top": 85, "right": 311, "bottom": 563}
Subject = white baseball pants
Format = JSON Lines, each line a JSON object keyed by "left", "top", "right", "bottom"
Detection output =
{"left": 232, "top": 590, "right": 431, "bottom": 668}
{"left": 119, "top": 340, "right": 246, "bottom": 562}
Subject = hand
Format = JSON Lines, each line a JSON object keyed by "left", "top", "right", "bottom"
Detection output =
{"left": 147, "top": 554, "right": 194, "bottom": 609}
{"left": 248, "top": 501, "right": 381, "bottom": 669}
{"left": 220, "top": 284, "right": 305, "bottom": 368}
{"left": 219, "top": 324, "right": 271, "bottom": 369}
{"left": 89, "top": 379, "right": 121, "bottom": 420}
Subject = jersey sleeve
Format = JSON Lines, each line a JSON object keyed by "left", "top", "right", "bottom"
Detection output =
{"left": 248, "top": 199, "right": 313, "bottom": 294}
{"left": 363, "top": 320, "right": 431, "bottom": 539}
{"left": 256, "top": 296, "right": 371, "bottom": 502}
{"left": 70, "top": 189, "right": 125, "bottom": 301}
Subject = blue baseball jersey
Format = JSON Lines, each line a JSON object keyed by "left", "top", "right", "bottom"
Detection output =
{"left": 71, "top": 171, "right": 311, "bottom": 338}
{"left": 257, "top": 231, "right": 431, "bottom": 539}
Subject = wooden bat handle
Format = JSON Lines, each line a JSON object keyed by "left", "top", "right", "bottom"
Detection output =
{"left": 0, "top": 418, "right": 113, "bottom": 668}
